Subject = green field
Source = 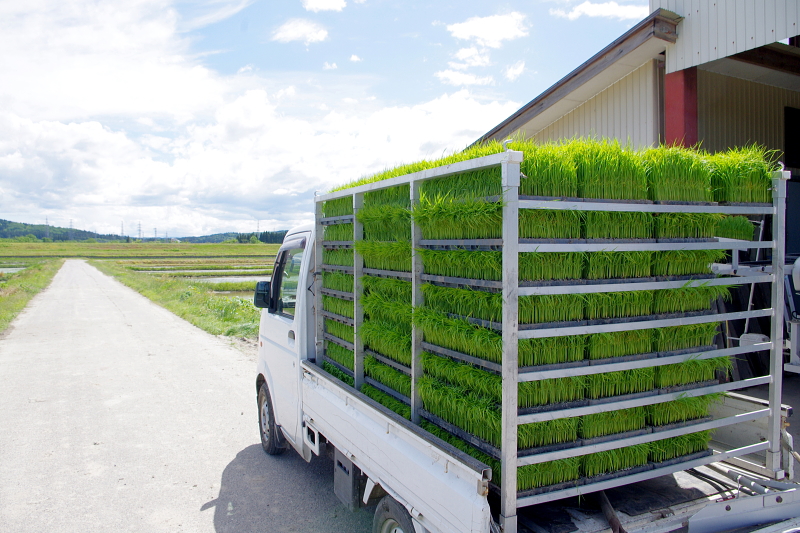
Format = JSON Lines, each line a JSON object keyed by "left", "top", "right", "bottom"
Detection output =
{"left": 0, "top": 259, "right": 65, "bottom": 333}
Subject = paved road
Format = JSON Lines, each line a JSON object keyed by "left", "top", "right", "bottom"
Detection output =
{"left": 0, "top": 260, "right": 373, "bottom": 533}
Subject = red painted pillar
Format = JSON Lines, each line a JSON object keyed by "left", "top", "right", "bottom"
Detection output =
{"left": 664, "top": 66, "right": 698, "bottom": 147}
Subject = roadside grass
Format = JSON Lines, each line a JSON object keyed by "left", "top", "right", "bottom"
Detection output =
{"left": 0, "top": 242, "right": 280, "bottom": 258}
{"left": 0, "top": 259, "right": 64, "bottom": 333}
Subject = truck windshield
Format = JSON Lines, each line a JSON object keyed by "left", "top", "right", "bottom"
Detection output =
{"left": 278, "top": 247, "right": 304, "bottom": 316}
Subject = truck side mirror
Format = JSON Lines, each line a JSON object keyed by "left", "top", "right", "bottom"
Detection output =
{"left": 254, "top": 280, "right": 270, "bottom": 308}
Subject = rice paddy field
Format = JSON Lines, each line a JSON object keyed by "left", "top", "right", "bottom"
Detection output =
{"left": 317, "top": 139, "right": 776, "bottom": 496}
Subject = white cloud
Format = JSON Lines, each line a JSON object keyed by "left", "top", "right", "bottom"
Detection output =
{"left": 446, "top": 12, "right": 528, "bottom": 48}
{"left": 342, "top": 97, "right": 358, "bottom": 104}
{"left": 181, "top": 0, "right": 256, "bottom": 31}
{"left": 271, "top": 19, "right": 328, "bottom": 45}
{"left": 550, "top": 2, "right": 648, "bottom": 21}
{"left": 435, "top": 70, "right": 494, "bottom": 86}
{"left": 237, "top": 64, "right": 254, "bottom": 74}
{"left": 448, "top": 47, "right": 491, "bottom": 70}
{"left": 350, "top": 54, "right": 362, "bottom": 62}
{"left": 504, "top": 60, "right": 525, "bottom": 81}
{"left": 323, "top": 62, "right": 338, "bottom": 70}
{"left": 301, "top": 0, "right": 346, "bottom": 12}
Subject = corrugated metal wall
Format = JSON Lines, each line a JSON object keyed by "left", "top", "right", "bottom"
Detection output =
{"left": 532, "top": 61, "right": 660, "bottom": 149}
{"left": 650, "top": 0, "right": 800, "bottom": 73}
{"left": 698, "top": 69, "right": 800, "bottom": 156}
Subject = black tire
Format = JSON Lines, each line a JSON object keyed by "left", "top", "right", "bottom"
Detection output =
{"left": 372, "top": 495, "right": 415, "bottom": 533}
{"left": 258, "top": 382, "right": 284, "bottom": 455}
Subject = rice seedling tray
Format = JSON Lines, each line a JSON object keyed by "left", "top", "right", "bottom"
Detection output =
{"left": 512, "top": 478, "right": 581, "bottom": 498}
{"left": 518, "top": 400, "right": 590, "bottom": 415}
{"left": 519, "top": 359, "right": 588, "bottom": 373}
{"left": 519, "top": 195, "right": 585, "bottom": 202}
{"left": 324, "top": 333, "right": 354, "bottom": 350}
{"left": 656, "top": 345, "right": 716, "bottom": 357}
{"left": 648, "top": 449, "right": 712, "bottom": 468}
{"left": 446, "top": 314, "right": 502, "bottom": 331}
{"left": 322, "top": 264, "right": 354, "bottom": 274}
{"left": 518, "top": 309, "right": 716, "bottom": 331}
{"left": 320, "top": 288, "right": 354, "bottom": 300}
{"left": 650, "top": 416, "right": 713, "bottom": 434}
{"left": 421, "top": 342, "right": 503, "bottom": 373}
{"left": 653, "top": 201, "right": 718, "bottom": 206}
{"left": 322, "top": 241, "right": 353, "bottom": 248}
{"left": 365, "top": 377, "right": 410, "bottom": 403}
{"left": 320, "top": 215, "right": 354, "bottom": 225}
{"left": 420, "top": 274, "right": 502, "bottom": 290}
{"left": 419, "top": 409, "right": 503, "bottom": 459}
{"left": 362, "top": 268, "right": 412, "bottom": 280}
{"left": 579, "top": 463, "right": 654, "bottom": 485}
{"left": 587, "top": 352, "right": 659, "bottom": 365}
{"left": 518, "top": 439, "right": 583, "bottom": 457}
{"left": 587, "top": 389, "right": 658, "bottom": 406}
{"left": 518, "top": 273, "right": 716, "bottom": 288}
{"left": 320, "top": 310, "right": 354, "bottom": 326}
{"left": 657, "top": 380, "right": 718, "bottom": 395}
{"left": 655, "top": 238, "right": 717, "bottom": 243}
{"left": 366, "top": 349, "right": 411, "bottom": 374}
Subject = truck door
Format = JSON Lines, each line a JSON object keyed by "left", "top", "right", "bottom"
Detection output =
{"left": 261, "top": 234, "right": 308, "bottom": 442}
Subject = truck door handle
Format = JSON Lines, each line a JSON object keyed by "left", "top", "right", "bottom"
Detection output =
{"left": 288, "top": 330, "right": 295, "bottom": 340}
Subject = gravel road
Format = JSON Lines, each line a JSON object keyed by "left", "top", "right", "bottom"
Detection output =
{"left": 0, "top": 260, "right": 373, "bottom": 533}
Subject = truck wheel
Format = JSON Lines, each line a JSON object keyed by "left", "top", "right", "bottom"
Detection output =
{"left": 373, "top": 495, "right": 415, "bottom": 533}
{"left": 258, "top": 383, "right": 284, "bottom": 455}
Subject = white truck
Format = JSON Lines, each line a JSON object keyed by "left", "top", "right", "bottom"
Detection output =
{"left": 253, "top": 149, "right": 800, "bottom": 533}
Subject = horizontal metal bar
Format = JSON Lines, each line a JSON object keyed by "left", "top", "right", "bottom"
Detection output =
{"left": 518, "top": 200, "right": 774, "bottom": 215}
{"left": 322, "top": 356, "right": 354, "bottom": 377}
{"left": 321, "top": 264, "right": 354, "bottom": 273}
{"left": 320, "top": 310, "right": 354, "bottom": 326}
{"left": 420, "top": 239, "right": 503, "bottom": 247}
{"left": 518, "top": 309, "right": 773, "bottom": 339}
{"left": 364, "top": 377, "right": 410, "bottom": 404}
{"left": 518, "top": 376, "right": 772, "bottom": 424}
{"left": 515, "top": 442, "right": 771, "bottom": 507}
{"left": 420, "top": 274, "right": 502, "bottom": 290}
{"left": 321, "top": 288, "right": 354, "bottom": 300}
{"left": 322, "top": 241, "right": 353, "bottom": 248}
{"left": 421, "top": 342, "right": 502, "bottom": 373}
{"left": 519, "top": 241, "right": 773, "bottom": 252}
{"left": 363, "top": 268, "right": 412, "bottom": 280}
{"left": 518, "top": 275, "right": 772, "bottom": 296}
{"left": 518, "top": 343, "right": 773, "bottom": 381}
{"left": 365, "top": 350, "right": 410, "bottom": 375}
{"left": 320, "top": 215, "right": 354, "bottom": 225}
{"left": 316, "top": 151, "right": 523, "bottom": 202}
{"left": 518, "top": 409, "right": 770, "bottom": 466}
{"left": 323, "top": 333, "right": 354, "bottom": 351}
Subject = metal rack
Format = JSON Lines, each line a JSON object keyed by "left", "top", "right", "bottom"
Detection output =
{"left": 313, "top": 149, "right": 790, "bottom": 533}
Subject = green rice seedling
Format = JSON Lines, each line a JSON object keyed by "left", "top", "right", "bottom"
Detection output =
{"left": 325, "top": 318, "right": 354, "bottom": 343}
{"left": 415, "top": 307, "right": 502, "bottom": 363}
{"left": 325, "top": 341, "right": 354, "bottom": 370}
{"left": 715, "top": 216, "right": 756, "bottom": 240}
{"left": 518, "top": 142, "right": 578, "bottom": 197}
{"left": 651, "top": 250, "right": 727, "bottom": 276}
{"left": 323, "top": 361, "right": 355, "bottom": 386}
{"left": 653, "top": 213, "right": 724, "bottom": 239}
{"left": 653, "top": 323, "right": 720, "bottom": 352}
{"left": 364, "top": 184, "right": 411, "bottom": 208}
{"left": 420, "top": 420, "right": 499, "bottom": 475}
{"left": 641, "top": 145, "right": 712, "bottom": 202}
{"left": 364, "top": 356, "right": 412, "bottom": 397}
{"left": 655, "top": 357, "right": 732, "bottom": 387}
{"left": 357, "top": 205, "right": 412, "bottom": 241}
{"left": 322, "top": 272, "right": 354, "bottom": 293}
{"left": 322, "top": 197, "right": 353, "bottom": 217}
{"left": 520, "top": 252, "right": 585, "bottom": 281}
{"left": 322, "top": 295, "right": 354, "bottom": 318}
{"left": 323, "top": 248, "right": 354, "bottom": 267}
{"left": 519, "top": 417, "right": 580, "bottom": 449}
{"left": 355, "top": 240, "right": 412, "bottom": 272}
{"left": 649, "top": 431, "right": 711, "bottom": 462}
{"left": 362, "top": 293, "right": 413, "bottom": 325}
{"left": 414, "top": 197, "right": 503, "bottom": 240}
{"left": 579, "top": 407, "right": 647, "bottom": 439}
{"left": 323, "top": 223, "right": 354, "bottom": 242}
{"left": 421, "top": 168, "right": 502, "bottom": 200}
{"left": 584, "top": 291, "right": 654, "bottom": 320}
{"left": 362, "top": 384, "right": 411, "bottom": 419}
{"left": 517, "top": 457, "right": 582, "bottom": 489}
{"left": 521, "top": 294, "right": 585, "bottom": 324}
{"left": 422, "top": 284, "right": 502, "bottom": 322}
{"left": 520, "top": 335, "right": 588, "bottom": 366}
{"left": 708, "top": 146, "right": 775, "bottom": 203}
{"left": 585, "top": 252, "right": 652, "bottom": 279}
{"left": 360, "top": 320, "right": 412, "bottom": 366}
{"left": 647, "top": 393, "right": 723, "bottom": 426}
{"left": 587, "top": 330, "right": 654, "bottom": 360}
{"left": 519, "top": 210, "right": 583, "bottom": 239}
{"left": 586, "top": 368, "right": 655, "bottom": 399}
{"left": 582, "top": 443, "right": 650, "bottom": 477}
{"left": 567, "top": 139, "right": 648, "bottom": 200}
{"left": 362, "top": 276, "right": 412, "bottom": 302}
{"left": 584, "top": 212, "right": 653, "bottom": 239}
{"left": 652, "top": 285, "right": 731, "bottom": 314}
{"left": 419, "top": 249, "right": 503, "bottom": 280}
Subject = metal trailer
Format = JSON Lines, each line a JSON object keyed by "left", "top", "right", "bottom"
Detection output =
{"left": 257, "top": 147, "right": 799, "bottom": 533}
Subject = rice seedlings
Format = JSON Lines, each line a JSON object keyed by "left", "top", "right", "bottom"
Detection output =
{"left": 584, "top": 291, "right": 654, "bottom": 320}
{"left": 364, "top": 184, "right": 411, "bottom": 208}
{"left": 323, "top": 248, "right": 354, "bottom": 267}
{"left": 360, "top": 320, "right": 412, "bottom": 366}
{"left": 322, "top": 272, "right": 354, "bottom": 293}
{"left": 651, "top": 250, "right": 727, "bottom": 276}
{"left": 586, "top": 368, "right": 655, "bottom": 399}
{"left": 322, "top": 197, "right": 353, "bottom": 217}
{"left": 647, "top": 393, "right": 723, "bottom": 426}
{"left": 585, "top": 252, "right": 652, "bottom": 279}
{"left": 420, "top": 420, "right": 499, "bottom": 474}
{"left": 323, "top": 223, "right": 354, "bottom": 242}
{"left": 520, "top": 210, "right": 582, "bottom": 239}
{"left": 642, "top": 146, "right": 712, "bottom": 202}
{"left": 358, "top": 204, "right": 412, "bottom": 241}
{"left": 649, "top": 431, "right": 711, "bottom": 462}
{"left": 584, "top": 212, "right": 653, "bottom": 239}
{"left": 322, "top": 295, "right": 354, "bottom": 318}
{"left": 323, "top": 361, "right": 355, "bottom": 386}
{"left": 654, "top": 357, "right": 732, "bottom": 387}
{"left": 364, "top": 356, "right": 412, "bottom": 397}
{"left": 325, "top": 318, "right": 354, "bottom": 343}
{"left": 520, "top": 336, "right": 588, "bottom": 366}
{"left": 708, "top": 146, "right": 775, "bottom": 203}
{"left": 582, "top": 444, "right": 650, "bottom": 477}
{"left": 355, "top": 240, "right": 412, "bottom": 272}
{"left": 568, "top": 139, "right": 648, "bottom": 200}
{"left": 414, "top": 197, "right": 503, "bottom": 240}
{"left": 715, "top": 216, "right": 756, "bottom": 240}
{"left": 579, "top": 407, "right": 647, "bottom": 439}
{"left": 415, "top": 307, "right": 502, "bottom": 363}
{"left": 419, "top": 249, "right": 502, "bottom": 280}
{"left": 651, "top": 285, "right": 731, "bottom": 314}
{"left": 362, "top": 293, "right": 413, "bottom": 325}
{"left": 362, "top": 384, "right": 412, "bottom": 419}
{"left": 653, "top": 213, "right": 724, "bottom": 239}
{"left": 520, "top": 252, "right": 585, "bottom": 281}
{"left": 522, "top": 295, "right": 586, "bottom": 323}
{"left": 325, "top": 341, "right": 354, "bottom": 370}
{"left": 587, "top": 330, "right": 653, "bottom": 360}
{"left": 420, "top": 168, "right": 502, "bottom": 200}
{"left": 423, "top": 284, "right": 502, "bottom": 322}
{"left": 653, "top": 323, "right": 720, "bottom": 352}
{"left": 517, "top": 457, "right": 582, "bottom": 489}
{"left": 363, "top": 275, "right": 412, "bottom": 301}
{"left": 519, "top": 142, "right": 578, "bottom": 197}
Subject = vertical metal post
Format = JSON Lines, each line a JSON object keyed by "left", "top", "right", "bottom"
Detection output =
{"left": 500, "top": 151, "right": 521, "bottom": 533}
{"left": 353, "top": 193, "right": 365, "bottom": 389}
{"left": 314, "top": 197, "right": 325, "bottom": 363}
{"left": 767, "top": 171, "right": 789, "bottom": 476}
{"left": 410, "top": 180, "right": 424, "bottom": 423}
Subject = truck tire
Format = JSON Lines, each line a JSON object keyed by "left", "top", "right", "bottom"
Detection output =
{"left": 258, "top": 382, "right": 284, "bottom": 455}
{"left": 373, "top": 495, "right": 415, "bottom": 533}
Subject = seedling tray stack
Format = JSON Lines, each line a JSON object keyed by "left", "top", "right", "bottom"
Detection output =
{"left": 313, "top": 140, "right": 789, "bottom": 530}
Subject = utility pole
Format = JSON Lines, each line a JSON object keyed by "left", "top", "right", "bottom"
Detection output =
{"left": 138, "top": 222, "right": 142, "bottom": 240}
{"left": 45, "top": 217, "right": 49, "bottom": 240}
{"left": 121, "top": 221, "right": 124, "bottom": 238}
{"left": 69, "top": 219, "right": 74, "bottom": 241}
{"left": 154, "top": 228, "right": 157, "bottom": 239}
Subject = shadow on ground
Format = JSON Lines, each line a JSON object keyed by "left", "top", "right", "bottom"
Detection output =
{"left": 201, "top": 445, "right": 373, "bottom": 533}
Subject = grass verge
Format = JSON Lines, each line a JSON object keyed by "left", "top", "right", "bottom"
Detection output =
{"left": 0, "top": 259, "right": 64, "bottom": 333}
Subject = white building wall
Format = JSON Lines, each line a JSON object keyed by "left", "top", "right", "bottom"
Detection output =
{"left": 649, "top": 0, "right": 800, "bottom": 73}
{"left": 532, "top": 61, "right": 660, "bottom": 149}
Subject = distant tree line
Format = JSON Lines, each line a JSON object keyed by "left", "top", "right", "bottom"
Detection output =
{"left": 0, "top": 219, "right": 125, "bottom": 242}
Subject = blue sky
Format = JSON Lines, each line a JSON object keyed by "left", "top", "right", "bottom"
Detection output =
{"left": 0, "top": 0, "right": 649, "bottom": 237}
